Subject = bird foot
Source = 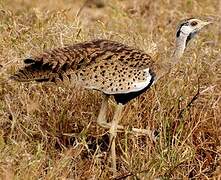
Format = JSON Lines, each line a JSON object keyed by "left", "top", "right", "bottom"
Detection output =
{"left": 98, "top": 122, "right": 156, "bottom": 142}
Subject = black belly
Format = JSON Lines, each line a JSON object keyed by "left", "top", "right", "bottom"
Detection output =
{"left": 113, "top": 71, "right": 156, "bottom": 105}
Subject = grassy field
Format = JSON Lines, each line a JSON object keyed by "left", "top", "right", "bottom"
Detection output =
{"left": 0, "top": 0, "right": 220, "bottom": 179}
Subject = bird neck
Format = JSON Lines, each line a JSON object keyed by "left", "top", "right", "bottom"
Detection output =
{"left": 155, "top": 32, "right": 189, "bottom": 80}
{"left": 171, "top": 32, "right": 188, "bottom": 64}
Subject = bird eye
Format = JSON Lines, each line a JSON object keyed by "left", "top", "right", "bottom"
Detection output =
{"left": 190, "top": 21, "right": 198, "bottom": 26}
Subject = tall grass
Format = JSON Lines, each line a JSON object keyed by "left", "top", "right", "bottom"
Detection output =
{"left": 0, "top": 0, "right": 220, "bottom": 179}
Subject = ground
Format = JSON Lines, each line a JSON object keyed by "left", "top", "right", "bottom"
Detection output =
{"left": 0, "top": 0, "right": 220, "bottom": 179}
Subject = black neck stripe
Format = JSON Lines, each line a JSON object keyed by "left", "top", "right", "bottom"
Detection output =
{"left": 176, "top": 22, "right": 188, "bottom": 38}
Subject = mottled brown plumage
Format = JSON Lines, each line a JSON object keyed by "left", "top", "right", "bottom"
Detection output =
{"left": 11, "top": 39, "right": 155, "bottom": 94}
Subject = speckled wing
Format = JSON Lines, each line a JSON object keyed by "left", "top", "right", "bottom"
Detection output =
{"left": 73, "top": 59, "right": 155, "bottom": 94}
{"left": 87, "top": 39, "right": 154, "bottom": 70}
{"left": 11, "top": 39, "right": 155, "bottom": 88}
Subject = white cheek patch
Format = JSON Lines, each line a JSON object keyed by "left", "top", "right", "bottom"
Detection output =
{"left": 180, "top": 25, "right": 193, "bottom": 35}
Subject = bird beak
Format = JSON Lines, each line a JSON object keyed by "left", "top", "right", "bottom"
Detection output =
{"left": 201, "top": 21, "right": 212, "bottom": 28}
{"left": 196, "top": 21, "right": 212, "bottom": 32}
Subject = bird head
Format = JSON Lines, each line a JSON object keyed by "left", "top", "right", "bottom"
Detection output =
{"left": 176, "top": 18, "right": 212, "bottom": 45}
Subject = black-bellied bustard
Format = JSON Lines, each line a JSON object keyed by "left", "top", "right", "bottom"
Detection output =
{"left": 11, "top": 18, "right": 211, "bottom": 175}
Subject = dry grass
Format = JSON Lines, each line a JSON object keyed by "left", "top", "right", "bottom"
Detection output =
{"left": 0, "top": 0, "right": 220, "bottom": 179}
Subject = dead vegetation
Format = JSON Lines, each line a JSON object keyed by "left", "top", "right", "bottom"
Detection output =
{"left": 0, "top": 0, "right": 220, "bottom": 179}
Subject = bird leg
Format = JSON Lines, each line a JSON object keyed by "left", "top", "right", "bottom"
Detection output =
{"left": 97, "top": 95, "right": 155, "bottom": 139}
{"left": 96, "top": 95, "right": 108, "bottom": 127}
{"left": 109, "top": 103, "right": 124, "bottom": 175}
{"left": 97, "top": 95, "right": 109, "bottom": 128}
{"left": 97, "top": 96, "right": 155, "bottom": 175}
{"left": 97, "top": 95, "right": 124, "bottom": 130}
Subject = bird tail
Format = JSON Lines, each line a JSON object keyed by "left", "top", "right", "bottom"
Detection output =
{"left": 10, "top": 58, "right": 58, "bottom": 83}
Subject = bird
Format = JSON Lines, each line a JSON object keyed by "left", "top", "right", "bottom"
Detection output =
{"left": 10, "top": 18, "right": 211, "bottom": 175}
